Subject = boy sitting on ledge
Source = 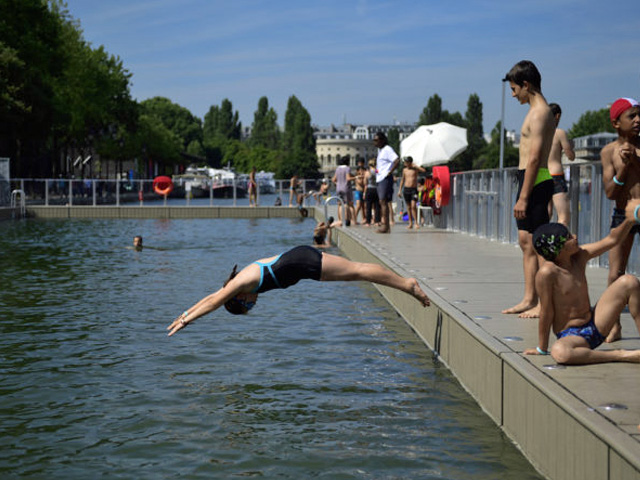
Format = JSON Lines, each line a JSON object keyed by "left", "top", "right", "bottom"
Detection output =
{"left": 524, "top": 207, "right": 640, "bottom": 364}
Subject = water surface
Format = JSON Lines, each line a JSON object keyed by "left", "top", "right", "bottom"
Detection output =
{"left": 0, "top": 218, "right": 541, "bottom": 479}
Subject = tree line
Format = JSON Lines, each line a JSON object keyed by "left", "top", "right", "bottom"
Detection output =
{"left": 0, "top": 1, "right": 320, "bottom": 179}
{"left": 1, "top": 1, "right": 613, "bottom": 179}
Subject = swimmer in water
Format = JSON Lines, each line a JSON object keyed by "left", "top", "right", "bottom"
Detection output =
{"left": 167, "top": 246, "right": 430, "bottom": 336}
{"left": 312, "top": 217, "right": 342, "bottom": 248}
{"left": 133, "top": 236, "right": 143, "bottom": 251}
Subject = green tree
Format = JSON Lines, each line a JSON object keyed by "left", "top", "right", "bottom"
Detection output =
{"left": 203, "top": 98, "right": 241, "bottom": 143}
{"left": 251, "top": 96, "right": 280, "bottom": 150}
{"left": 0, "top": 0, "right": 138, "bottom": 177}
{"left": 452, "top": 93, "right": 487, "bottom": 171}
{"left": 203, "top": 98, "right": 241, "bottom": 166}
{"left": 135, "top": 114, "right": 182, "bottom": 171}
{"left": 474, "top": 121, "right": 518, "bottom": 169}
{"left": 419, "top": 94, "right": 442, "bottom": 125}
{"left": 280, "top": 95, "right": 319, "bottom": 178}
{"left": 140, "top": 97, "right": 202, "bottom": 150}
{"left": 0, "top": 0, "right": 65, "bottom": 176}
{"left": 568, "top": 108, "right": 613, "bottom": 138}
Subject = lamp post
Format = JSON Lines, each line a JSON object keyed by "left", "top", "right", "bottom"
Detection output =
{"left": 499, "top": 79, "right": 506, "bottom": 170}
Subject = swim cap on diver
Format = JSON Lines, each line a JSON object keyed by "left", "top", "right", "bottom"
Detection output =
{"left": 610, "top": 97, "right": 639, "bottom": 122}
{"left": 532, "top": 223, "right": 570, "bottom": 261}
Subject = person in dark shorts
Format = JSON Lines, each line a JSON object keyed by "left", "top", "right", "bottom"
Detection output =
{"left": 398, "top": 156, "right": 426, "bottom": 229}
{"left": 546, "top": 103, "right": 575, "bottom": 226}
{"left": 373, "top": 132, "right": 400, "bottom": 233}
{"left": 501, "top": 60, "right": 556, "bottom": 318}
{"left": 514, "top": 169, "right": 554, "bottom": 233}
{"left": 168, "top": 246, "right": 430, "bottom": 336}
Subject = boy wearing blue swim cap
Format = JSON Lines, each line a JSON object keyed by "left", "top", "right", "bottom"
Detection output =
{"left": 525, "top": 218, "right": 640, "bottom": 364}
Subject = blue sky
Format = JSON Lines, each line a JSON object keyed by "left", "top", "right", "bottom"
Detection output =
{"left": 64, "top": 0, "right": 639, "bottom": 136}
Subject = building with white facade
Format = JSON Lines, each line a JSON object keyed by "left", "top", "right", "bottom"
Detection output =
{"left": 314, "top": 123, "right": 416, "bottom": 174}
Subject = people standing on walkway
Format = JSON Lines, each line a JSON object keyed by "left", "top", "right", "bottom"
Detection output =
{"left": 167, "top": 246, "right": 430, "bottom": 336}
{"left": 524, "top": 218, "right": 640, "bottom": 364}
{"left": 501, "top": 60, "right": 556, "bottom": 319}
{"left": 354, "top": 165, "right": 366, "bottom": 224}
{"left": 547, "top": 103, "right": 575, "bottom": 225}
{"left": 248, "top": 167, "right": 258, "bottom": 207}
{"left": 332, "top": 155, "right": 356, "bottom": 225}
{"left": 600, "top": 97, "right": 640, "bottom": 342}
{"left": 312, "top": 179, "right": 330, "bottom": 205}
{"left": 364, "top": 159, "right": 381, "bottom": 227}
{"left": 373, "top": 132, "right": 400, "bottom": 234}
{"left": 289, "top": 174, "right": 303, "bottom": 207}
{"left": 398, "top": 156, "right": 426, "bottom": 229}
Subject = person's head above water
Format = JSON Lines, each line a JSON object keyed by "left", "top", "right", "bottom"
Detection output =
{"left": 532, "top": 223, "right": 570, "bottom": 261}
{"left": 133, "top": 235, "right": 143, "bottom": 250}
{"left": 223, "top": 265, "right": 256, "bottom": 315}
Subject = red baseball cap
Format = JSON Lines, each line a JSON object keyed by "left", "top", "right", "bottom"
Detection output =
{"left": 610, "top": 97, "right": 640, "bottom": 122}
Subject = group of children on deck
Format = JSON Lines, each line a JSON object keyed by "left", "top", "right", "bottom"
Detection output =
{"left": 500, "top": 60, "right": 640, "bottom": 366}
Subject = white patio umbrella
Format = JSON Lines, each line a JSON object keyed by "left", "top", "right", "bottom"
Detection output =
{"left": 400, "top": 122, "right": 468, "bottom": 167}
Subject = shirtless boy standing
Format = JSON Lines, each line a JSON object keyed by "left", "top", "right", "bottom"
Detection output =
{"left": 547, "top": 103, "right": 575, "bottom": 225}
{"left": 398, "top": 156, "right": 425, "bottom": 229}
{"left": 524, "top": 217, "right": 640, "bottom": 364}
{"left": 601, "top": 97, "right": 640, "bottom": 342}
{"left": 502, "top": 60, "right": 556, "bottom": 318}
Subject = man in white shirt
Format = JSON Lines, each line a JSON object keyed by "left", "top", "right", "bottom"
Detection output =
{"left": 373, "top": 132, "right": 400, "bottom": 233}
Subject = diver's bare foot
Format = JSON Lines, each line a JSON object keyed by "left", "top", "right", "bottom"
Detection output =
{"left": 519, "top": 305, "right": 540, "bottom": 318}
{"left": 605, "top": 322, "right": 622, "bottom": 343}
{"left": 376, "top": 227, "right": 390, "bottom": 234}
{"left": 408, "top": 279, "right": 430, "bottom": 307}
{"left": 502, "top": 301, "right": 537, "bottom": 315}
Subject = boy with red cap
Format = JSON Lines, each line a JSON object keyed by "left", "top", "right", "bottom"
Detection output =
{"left": 601, "top": 97, "right": 640, "bottom": 342}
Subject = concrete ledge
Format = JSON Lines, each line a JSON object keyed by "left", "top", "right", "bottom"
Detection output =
{"left": 26, "top": 205, "right": 305, "bottom": 219}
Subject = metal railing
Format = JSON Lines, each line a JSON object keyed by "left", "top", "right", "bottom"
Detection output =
{"left": 444, "top": 163, "right": 640, "bottom": 273}
{"left": 10, "top": 189, "right": 26, "bottom": 218}
{"left": 2, "top": 177, "right": 328, "bottom": 208}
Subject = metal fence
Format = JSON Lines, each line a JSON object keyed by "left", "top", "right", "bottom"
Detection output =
{"left": 3, "top": 177, "right": 325, "bottom": 208}
{"left": 444, "top": 164, "right": 640, "bottom": 273}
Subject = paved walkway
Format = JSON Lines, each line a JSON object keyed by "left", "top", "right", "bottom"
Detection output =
{"left": 337, "top": 220, "right": 640, "bottom": 459}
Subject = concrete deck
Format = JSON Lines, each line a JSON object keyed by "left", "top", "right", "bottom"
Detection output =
{"left": 330, "top": 220, "right": 640, "bottom": 480}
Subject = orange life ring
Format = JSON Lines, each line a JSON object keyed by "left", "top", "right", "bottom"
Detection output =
{"left": 432, "top": 166, "right": 451, "bottom": 207}
{"left": 153, "top": 176, "right": 173, "bottom": 196}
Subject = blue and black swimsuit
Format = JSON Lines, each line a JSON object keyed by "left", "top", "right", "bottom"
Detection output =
{"left": 251, "top": 246, "right": 323, "bottom": 294}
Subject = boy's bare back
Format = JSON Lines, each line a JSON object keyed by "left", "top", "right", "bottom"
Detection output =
{"left": 548, "top": 128, "right": 574, "bottom": 175}
{"left": 538, "top": 250, "right": 592, "bottom": 334}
